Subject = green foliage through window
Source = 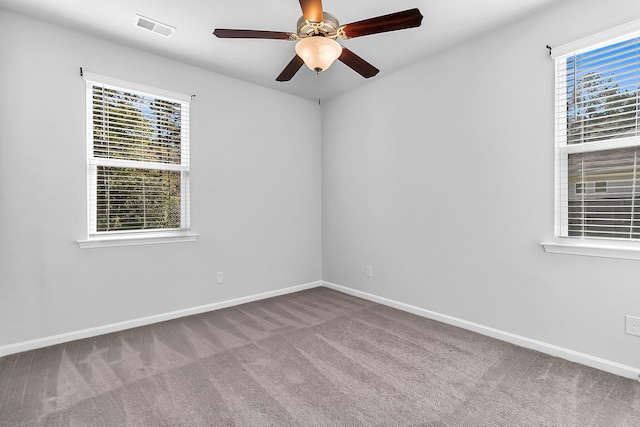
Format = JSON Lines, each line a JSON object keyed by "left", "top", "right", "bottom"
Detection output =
{"left": 96, "top": 167, "right": 181, "bottom": 232}
{"left": 88, "top": 80, "right": 189, "bottom": 234}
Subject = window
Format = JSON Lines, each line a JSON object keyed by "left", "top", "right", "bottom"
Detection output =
{"left": 595, "top": 181, "right": 608, "bottom": 193}
{"left": 544, "top": 21, "right": 640, "bottom": 260}
{"left": 78, "top": 73, "right": 196, "bottom": 248}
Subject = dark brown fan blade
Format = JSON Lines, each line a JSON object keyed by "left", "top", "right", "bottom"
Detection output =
{"left": 338, "top": 47, "right": 379, "bottom": 78}
{"left": 213, "top": 29, "right": 293, "bottom": 40}
{"left": 276, "top": 55, "right": 305, "bottom": 81}
{"left": 342, "top": 8, "right": 423, "bottom": 39}
{"left": 299, "top": 0, "right": 324, "bottom": 22}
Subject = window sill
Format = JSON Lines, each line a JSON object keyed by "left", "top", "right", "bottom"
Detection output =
{"left": 541, "top": 239, "right": 640, "bottom": 261}
{"left": 77, "top": 232, "right": 198, "bottom": 249}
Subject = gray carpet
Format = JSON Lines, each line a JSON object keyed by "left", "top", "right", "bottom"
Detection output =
{"left": 1, "top": 287, "right": 639, "bottom": 426}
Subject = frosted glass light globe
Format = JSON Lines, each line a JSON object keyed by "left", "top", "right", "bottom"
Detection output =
{"left": 295, "top": 37, "right": 342, "bottom": 72}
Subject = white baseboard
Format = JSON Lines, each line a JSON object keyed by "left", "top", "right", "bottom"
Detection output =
{"left": 0, "top": 281, "right": 323, "bottom": 357}
{"left": 323, "top": 281, "right": 640, "bottom": 381}
{"left": 4, "top": 279, "right": 639, "bottom": 381}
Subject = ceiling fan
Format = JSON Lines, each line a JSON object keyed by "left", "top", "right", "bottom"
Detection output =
{"left": 213, "top": 0, "right": 423, "bottom": 82}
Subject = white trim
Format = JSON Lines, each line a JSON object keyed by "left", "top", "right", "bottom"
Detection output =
{"left": 3, "top": 280, "right": 638, "bottom": 380}
{"left": 551, "top": 18, "right": 640, "bottom": 59}
{"left": 554, "top": 57, "right": 565, "bottom": 238}
{"left": 0, "top": 281, "right": 323, "bottom": 357}
{"left": 552, "top": 23, "right": 640, "bottom": 254}
{"left": 541, "top": 240, "right": 640, "bottom": 261}
{"left": 84, "top": 75, "right": 192, "bottom": 241}
{"left": 83, "top": 71, "right": 191, "bottom": 103}
{"left": 88, "top": 158, "right": 188, "bottom": 172}
{"left": 77, "top": 232, "right": 198, "bottom": 248}
{"left": 560, "top": 136, "right": 640, "bottom": 155}
{"left": 322, "top": 282, "right": 640, "bottom": 380}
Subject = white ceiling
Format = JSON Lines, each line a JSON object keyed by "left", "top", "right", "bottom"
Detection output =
{"left": 0, "top": 0, "right": 564, "bottom": 100}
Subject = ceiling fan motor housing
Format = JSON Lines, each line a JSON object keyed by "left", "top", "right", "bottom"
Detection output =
{"left": 296, "top": 12, "right": 341, "bottom": 39}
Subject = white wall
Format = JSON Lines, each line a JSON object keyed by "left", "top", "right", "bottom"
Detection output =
{"left": 0, "top": 10, "right": 322, "bottom": 347}
{"left": 322, "top": 0, "right": 640, "bottom": 370}
{"left": 2, "top": 0, "right": 640, "bottom": 374}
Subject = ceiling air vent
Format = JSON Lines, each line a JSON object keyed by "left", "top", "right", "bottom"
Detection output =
{"left": 134, "top": 14, "right": 175, "bottom": 37}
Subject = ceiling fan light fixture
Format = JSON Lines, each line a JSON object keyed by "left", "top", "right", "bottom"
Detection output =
{"left": 295, "top": 36, "right": 342, "bottom": 73}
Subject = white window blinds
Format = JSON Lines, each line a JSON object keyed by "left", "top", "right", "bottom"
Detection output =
{"left": 85, "top": 73, "right": 191, "bottom": 236}
{"left": 562, "top": 37, "right": 640, "bottom": 145}
{"left": 567, "top": 147, "right": 639, "bottom": 239}
{"left": 554, "top": 27, "right": 640, "bottom": 242}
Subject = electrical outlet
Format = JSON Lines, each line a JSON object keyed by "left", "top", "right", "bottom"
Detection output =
{"left": 365, "top": 266, "right": 373, "bottom": 278}
{"left": 626, "top": 315, "right": 640, "bottom": 337}
{"left": 216, "top": 272, "right": 224, "bottom": 284}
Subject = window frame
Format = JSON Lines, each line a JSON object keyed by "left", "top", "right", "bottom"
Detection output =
{"left": 77, "top": 72, "right": 197, "bottom": 248}
{"left": 542, "top": 20, "right": 640, "bottom": 260}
